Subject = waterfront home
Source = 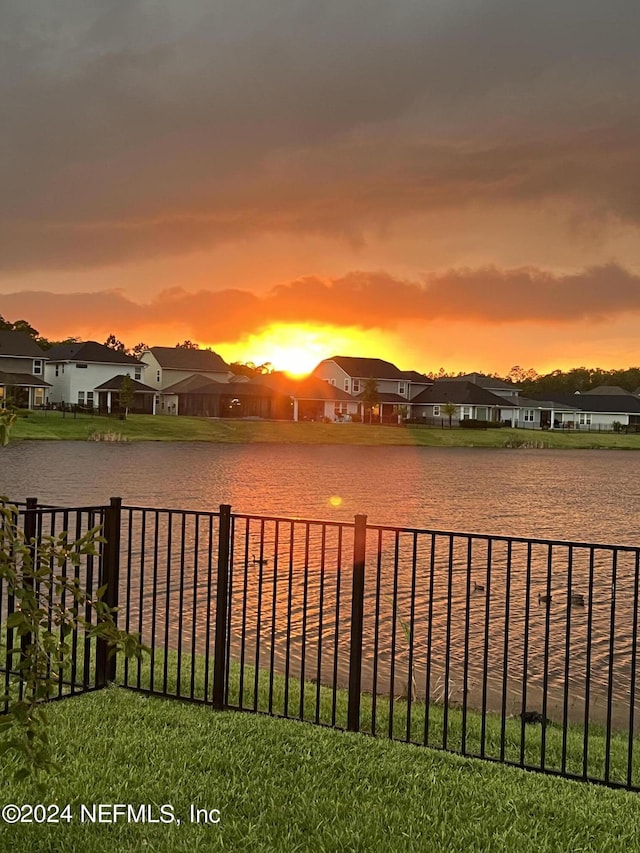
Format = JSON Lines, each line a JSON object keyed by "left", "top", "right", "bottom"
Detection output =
{"left": 142, "top": 347, "right": 233, "bottom": 389}
{"left": 93, "top": 375, "right": 157, "bottom": 415}
{"left": 500, "top": 395, "right": 581, "bottom": 429}
{"left": 44, "top": 341, "right": 145, "bottom": 411}
{"left": 0, "top": 331, "right": 50, "bottom": 409}
{"left": 160, "top": 375, "right": 276, "bottom": 418}
{"left": 410, "top": 379, "right": 516, "bottom": 424}
{"left": 312, "top": 355, "right": 431, "bottom": 423}
{"left": 529, "top": 387, "right": 640, "bottom": 430}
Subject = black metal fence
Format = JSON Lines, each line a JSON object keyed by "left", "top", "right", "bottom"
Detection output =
{"left": 2, "top": 498, "right": 640, "bottom": 791}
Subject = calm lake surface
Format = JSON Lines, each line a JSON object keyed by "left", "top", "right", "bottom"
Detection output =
{"left": 1, "top": 440, "right": 639, "bottom": 544}
{"left": 2, "top": 441, "right": 640, "bottom": 726}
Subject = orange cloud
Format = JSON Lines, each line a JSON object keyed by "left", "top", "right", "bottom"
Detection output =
{"left": 3, "top": 263, "right": 640, "bottom": 347}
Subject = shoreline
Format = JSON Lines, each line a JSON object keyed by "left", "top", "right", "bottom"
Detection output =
{"left": 10, "top": 411, "right": 640, "bottom": 450}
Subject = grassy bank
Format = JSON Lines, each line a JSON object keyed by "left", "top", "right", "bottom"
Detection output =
{"left": 2, "top": 687, "right": 640, "bottom": 853}
{"left": 10, "top": 410, "right": 640, "bottom": 449}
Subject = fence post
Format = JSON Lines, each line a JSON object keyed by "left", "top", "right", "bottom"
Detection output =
{"left": 212, "top": 504, "right": 232, "bottom": 711}
{"left": 347, "top": 514, "right": 367, "bottom": 732}
{"left": 19, "top": 498, "right": 38, "bottom": 674}
{"left": 96, "top": 497, "right": 122, "bottom": 688}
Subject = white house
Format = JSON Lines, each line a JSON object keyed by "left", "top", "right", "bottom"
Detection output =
{"left": 45, "top": 341, "right": 147, "bottom": 411}
{"left": 529, "top": 387, "right": 640, "bottom": 430}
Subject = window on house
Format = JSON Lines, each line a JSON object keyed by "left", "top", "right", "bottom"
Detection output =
{"left": 334, "top": 402, "right": 348, "bottom": 416}
{"left": 87, "top": 392, "right": 94, "bottom": 408}
{"left": 55, "top": 365, "right": 59, "bottom": 377}
{"left": 398, "top": 382, "right": 406, "bottom": 395}
{"left": 77, "top": 391, "right": 85, "bottom": 404}
{"left": 33, "top": 359, "right": 42, "bottom": 375}
{"left": 156, "top": 370, "right": 161, "bottom": 383}
{"left": 34, "top": 388, "right": 44, "bottom": 406}
{"left": 76, "top": 363, "right": 88, "bottom": 369}
{"left": 578, "top": 413, "right": 592, "bottom": 425}
{"left": 461, "top": 407, "right": 472, "bottom": 420}
{"left": 433, "top": 405, "right": 440, "bottom": 417}
{"left": 135, "top": 368, "right": 141, "bottom": 380}
{"left": 352, "top": 380, "right": 360, "bottom": 393}
{"left": 524, "top": 409, "right": 535, "bottom": 422}
{"left": 344, "top": 380, "right": 349, "bottom": 391}
{"left": 61, "top": 365, "right": 65, "bottom": 374}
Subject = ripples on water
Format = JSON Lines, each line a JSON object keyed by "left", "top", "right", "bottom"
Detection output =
{"left": 2, "top": 440, "right": 640, "bottom": 542}
{"left": 3, "top": 441, "right": 640, "bottom": 725}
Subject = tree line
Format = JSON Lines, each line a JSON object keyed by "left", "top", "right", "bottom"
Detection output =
{"left": 4, "top": 314, "right": 640, "bottom": 392}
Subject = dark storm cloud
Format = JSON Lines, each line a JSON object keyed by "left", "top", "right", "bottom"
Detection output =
{"left": 3, "top": 264, "right": 640, "bottom": 341}
{"left": 2, "top": 0, "right": 640, "bottom": 271}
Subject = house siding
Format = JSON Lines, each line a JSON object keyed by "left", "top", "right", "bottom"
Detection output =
{"left": 45, "top": 362, "right": 147, "bottom": 405}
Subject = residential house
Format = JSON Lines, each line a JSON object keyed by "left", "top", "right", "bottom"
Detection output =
{"left": 140, "top": 347, "right": 234, "bottom": 415}
{"left": 312, "top": 356, "right": 432, "bottom": 423}
{"left": 160, "top": 375, "right": 276, "bottom": 418}
{"left": 0, "top": 331, "right": 50, "bottom": 409}
{"left": 529, "top": 387, "right": 640, "bottom": 430}
{"left": 501, "top": 395, "right": 580, "bottom": 429}
{"left": 45, "top": 341, "right": 149, "bottom": 412}
{"left": 411, "top": 380, "right": 517, "bottom": 424}
{"left": 93, "top": 375, "right": 156, "bottom": 415}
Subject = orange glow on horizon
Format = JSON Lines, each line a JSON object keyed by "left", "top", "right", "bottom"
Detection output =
{"left": 214, "top": 323, "right": 383, "bottom": 377}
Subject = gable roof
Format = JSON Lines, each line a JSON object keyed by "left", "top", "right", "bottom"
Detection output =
{"left": 162, "top": 375, "right": 223, "bottom": 395}
{"left": 582, "top": 385, "right": 635, "bottom": 396}
{"left": 452, "top": 373, "right": 519, "bottom": 391}
{"left": 47, "top": 341, "right": 141, "bottom": 365}
{"left": 529, "top": 392, "right": 640, "bottom": 413}
{"left": 0, "top": 369, "right": 51, "bottom": 388}
{"left": 315, "top": 356, "right": 407, "bottom": 381}
{"left": 411, "top": 380, "right": 517, "bottom": 407}
{"left": 93, "top": 375, "right": 155, "bottom": 392}
{"left": 0, "top": 331, "right": 47, "bottom": 359}
{"left": 147, "top": 347, "right": 230, "bottom": 371}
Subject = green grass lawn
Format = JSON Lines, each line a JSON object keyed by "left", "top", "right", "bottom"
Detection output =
{"left": 11, "top": 410, "right": 640, "bottom": 449}
{"left": 2, "top": 687, "right": 640, "bottom": 853}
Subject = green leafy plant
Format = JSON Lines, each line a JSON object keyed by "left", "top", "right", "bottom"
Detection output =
{"left": 0, "top": 407, "right": 17, "bottom": 447}
{"left": 0, "top": 410, "right": 147, "bottom": 785}
{"left": 0, "top": 506, "right": 146, "bottom": 784}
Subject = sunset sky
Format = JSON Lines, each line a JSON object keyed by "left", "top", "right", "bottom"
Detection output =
{"left": 2, "top": 2, "right": 640, "bottom": 376}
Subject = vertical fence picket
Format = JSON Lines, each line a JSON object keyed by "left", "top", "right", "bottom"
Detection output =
{"left": 347, "top": 514, "right": 367, "bottom": 733}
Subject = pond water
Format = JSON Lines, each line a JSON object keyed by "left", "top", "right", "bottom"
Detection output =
{"left": 1, "top": 440, "right": 639, "bottom": 544}
{"left": 2, "top": 440, "right": 640, "bottom": 727}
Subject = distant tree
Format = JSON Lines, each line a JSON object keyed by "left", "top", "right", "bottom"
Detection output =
{"left": 442, "top": 402, "right": 457, "bottom": 429}
{"left": 131, "top": 342, "right": 148, "bottom": 357}
{"left": 38, "top": 336, "right": 81, "bottom": 351}
{"left": 104, "top": 333, "right": 127, "bottom": 352}
{"left": 119, "top": 374, "right": 135, "bottom": 419}
{"left": 176, "top": 340, "right": 199, "bottom": 349}
{"left": 362, "top": 379, "right": 380, "bottom": 424}
{"left": 230, "top": 361, "right": 259, "bottom": 378}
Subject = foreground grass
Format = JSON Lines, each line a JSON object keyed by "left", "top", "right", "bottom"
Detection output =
{"left": 11, "top": 411, "right": 640, "bottom": 449}
{"left": 2, "top": 687, "right": 640, "bottom": 853}
{"left": 118, "top": 649, "right": 640, "bottom": 789}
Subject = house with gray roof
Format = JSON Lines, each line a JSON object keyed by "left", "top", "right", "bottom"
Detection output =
{"left": 45, "top": 341, "right": 146, "bottom": 411}
{"left": 140, "top": 346, "right": 235, "bottom": 414}
{"left": 528, "top": 389, "right": 640, "bottom": 430}
{"left": 411, "top": 380, "right": 517, "bottom": 424}
{"left": 0, "top": 331, "right": 50, "bottom": 409}
{"left": 312, "top": 355, "right": 432, "bottom": 422}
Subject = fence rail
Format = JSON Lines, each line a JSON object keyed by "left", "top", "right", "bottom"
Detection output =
{"left": 2, "top": 497, "right": 640, "bottom": 791}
